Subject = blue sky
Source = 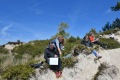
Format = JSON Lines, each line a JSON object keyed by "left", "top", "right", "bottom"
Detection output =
{"left": 0, "top": 0, "right": 120, "bottom": 45}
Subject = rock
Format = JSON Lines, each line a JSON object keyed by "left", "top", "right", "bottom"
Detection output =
{"left": 95, "top": 62, "right": 119, "bottom": 80}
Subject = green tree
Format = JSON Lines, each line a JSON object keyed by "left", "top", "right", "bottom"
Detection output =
{"left": 111, "top": 2, "right": 120, "bottom": 11}
{"left": 102, "top": 22, "right": 111, "bottom": 31}
{"left": 17, "top": 40, "right": 21, "bottom": 44}
{"left": 89, "top": 28, "right": 97, "bottom": 34}
{"left": 58, "top": 22, "right": 69, "bottom": 38}
{"left": 76, "top": 36, "right": 81, "bottom": 40}
{"left": 68, "top": 36, "right": 76, "bottom": 42}
{"left": 58, "top": 22, "right": 69, "bottom": 33}
{"left": 112, "top": 18, "right": 120, "bottom": 29}
{"left": 51, "top": 22, "right": 70, "bottom": 39}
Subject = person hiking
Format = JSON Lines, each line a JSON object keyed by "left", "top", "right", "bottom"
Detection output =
{"left": 52, "top": 36, "right": 64, "bottom": 55}
{"left": 44, "top": 42, "right": 62, "bottom": 78}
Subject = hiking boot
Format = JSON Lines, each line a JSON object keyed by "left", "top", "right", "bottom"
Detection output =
{"left": 55, "top": 71, "right": 59, "bottom": 78}
{"left": 98, "top": 56, "right": 102, "bottom": 59}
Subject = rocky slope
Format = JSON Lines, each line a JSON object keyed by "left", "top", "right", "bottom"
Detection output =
{"left": 29, "top": 48, "right": 120, "bottom": 80}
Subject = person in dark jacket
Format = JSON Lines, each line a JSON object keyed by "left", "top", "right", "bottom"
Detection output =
{"left": 81, "top": 35, "right": 91, "bottom": 47}
{"left": 44, "top": 42, "right": 62, "bottom": 78}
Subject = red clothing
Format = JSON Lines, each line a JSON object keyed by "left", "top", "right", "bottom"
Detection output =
{"left": 89, "top": 36, "right": 95, "bottom": 42}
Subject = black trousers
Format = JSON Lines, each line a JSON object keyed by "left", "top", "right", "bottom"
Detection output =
{"left": 48, "top": 58, "right": 62, "bottom": 72}
{"left": 93, "top": 41, "right": 102, "bottom": 45}
{"left": 92, "top": 41, "right": 105, "bottom": 48}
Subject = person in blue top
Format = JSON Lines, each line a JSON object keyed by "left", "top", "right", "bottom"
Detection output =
{"left": 52, "top": 36, "right": 65, "bottom": 55}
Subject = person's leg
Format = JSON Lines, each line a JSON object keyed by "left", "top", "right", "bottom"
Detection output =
{"left": 89, "top": 41, "right": 93, "bottom": 47}
{"left": 93, "top": 41, "right": 99, "bottom": 45}
{"left": 94, "top": 41, "right": 103, "bottom": 47}
{"left": 58, "top": 58, "right": 62, "bottom": 71}
{"left": 54, "top": 65, "right": 59, "bottom": 78}
{"left": 96, "top": 41, "right": 107, "bottom": 48}
{"left": 87, "top": 40, "right": 92, "bottom": 47}
{"left": 85, "top": 41, "right": 89, "bottom": 47}
{"left": 58, "top": 58, "right": 62, "bottom": 77}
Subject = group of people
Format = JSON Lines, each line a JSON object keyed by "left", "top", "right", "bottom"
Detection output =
{"left": 81, "top": 33, "right": 106, "bottom": 48}
{"left": 44, "top": 33, "right": 104, "bottom": 78}
{"left": 44, "top": 36, "right": 64, "bottom": 78}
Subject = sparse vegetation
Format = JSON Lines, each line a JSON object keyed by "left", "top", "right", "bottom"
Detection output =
{"left": 100, "top": 28, "right": 120, "bottom": 35}
{"left": 0, "top": 59, "right": 40, "bottom": 80}
{"left": 99, "top": 38, "right": 120, "bottom": 49}
{"left": 12, "top": 40, "right": 49, "bottom": 59}
{"left": 92, "top": 62, "right": 109, "bottom": 80}
{"left": 0, "top": 47, "right": 9, "bottom": 54}
{"left": 62, "top": 36, "right": 81, "bottom": 56}
{"left": 93, "top": 62, "right": 119, "bottom": 80}
{"left": 1, "top": 64, "right": 35, "bottom": 80}
{"left": 62, "top": 57, "right": 77, "bottom": 68}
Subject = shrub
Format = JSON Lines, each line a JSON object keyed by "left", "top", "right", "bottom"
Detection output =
{"left": 62, "top": 57, "right": 77, "bottom": 68}
{"left": 93, "top": 45, "right": 100, "bottom": 51}
{"left": 0, "top": 47, "right": 9, "bottom": 54}
{"left": 100, "top": 28, "right": 120, "bottom": 35}
{"left": 77, "top": 44, "right": 86, "bottom": 51}
{"left": 63, "top": 39, "right": 81, "bottom": 56}
{"left": 68, "top": 36, "right": 77, "bottom": 43}
{"left": 12, "top": 40, "right": 49, "bottom": 59}
{"left": 0, "top": 56, "right": 7, "bottom": 64}
{"left": 99, "top": 38, "right": 120, "bottom": 49}
{"left": 1, "top": 64, "right": 35, "bottom": 80}
{"left": 0, "top": 64, "right": 3, "bottom": 74}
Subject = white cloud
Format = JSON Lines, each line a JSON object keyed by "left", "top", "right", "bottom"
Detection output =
{"left": 1, "top": 24, "right": 13, "bottom": 36}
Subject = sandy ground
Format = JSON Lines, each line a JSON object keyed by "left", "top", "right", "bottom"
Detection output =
{"left": 107, "top": 48, "right": 120, "bottom": 80}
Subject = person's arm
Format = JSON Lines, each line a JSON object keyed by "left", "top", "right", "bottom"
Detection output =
{"left": 54, "top": 49, "right": 59, "bottom": 57}
{"left": 55, "top": 39, "right": 62, "bottom": 55}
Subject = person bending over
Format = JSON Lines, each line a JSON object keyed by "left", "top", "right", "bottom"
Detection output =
{"left": 52, "top": 36, "right": 65, "bottom": 55}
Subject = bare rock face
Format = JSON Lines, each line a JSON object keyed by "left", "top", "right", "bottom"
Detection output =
{"left": 94, "top": 62, "right": 119, "bottom": 80}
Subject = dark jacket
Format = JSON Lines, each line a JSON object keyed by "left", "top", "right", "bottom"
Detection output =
{"left": 44, "top": 47, "right": 59, "bottom": 63}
